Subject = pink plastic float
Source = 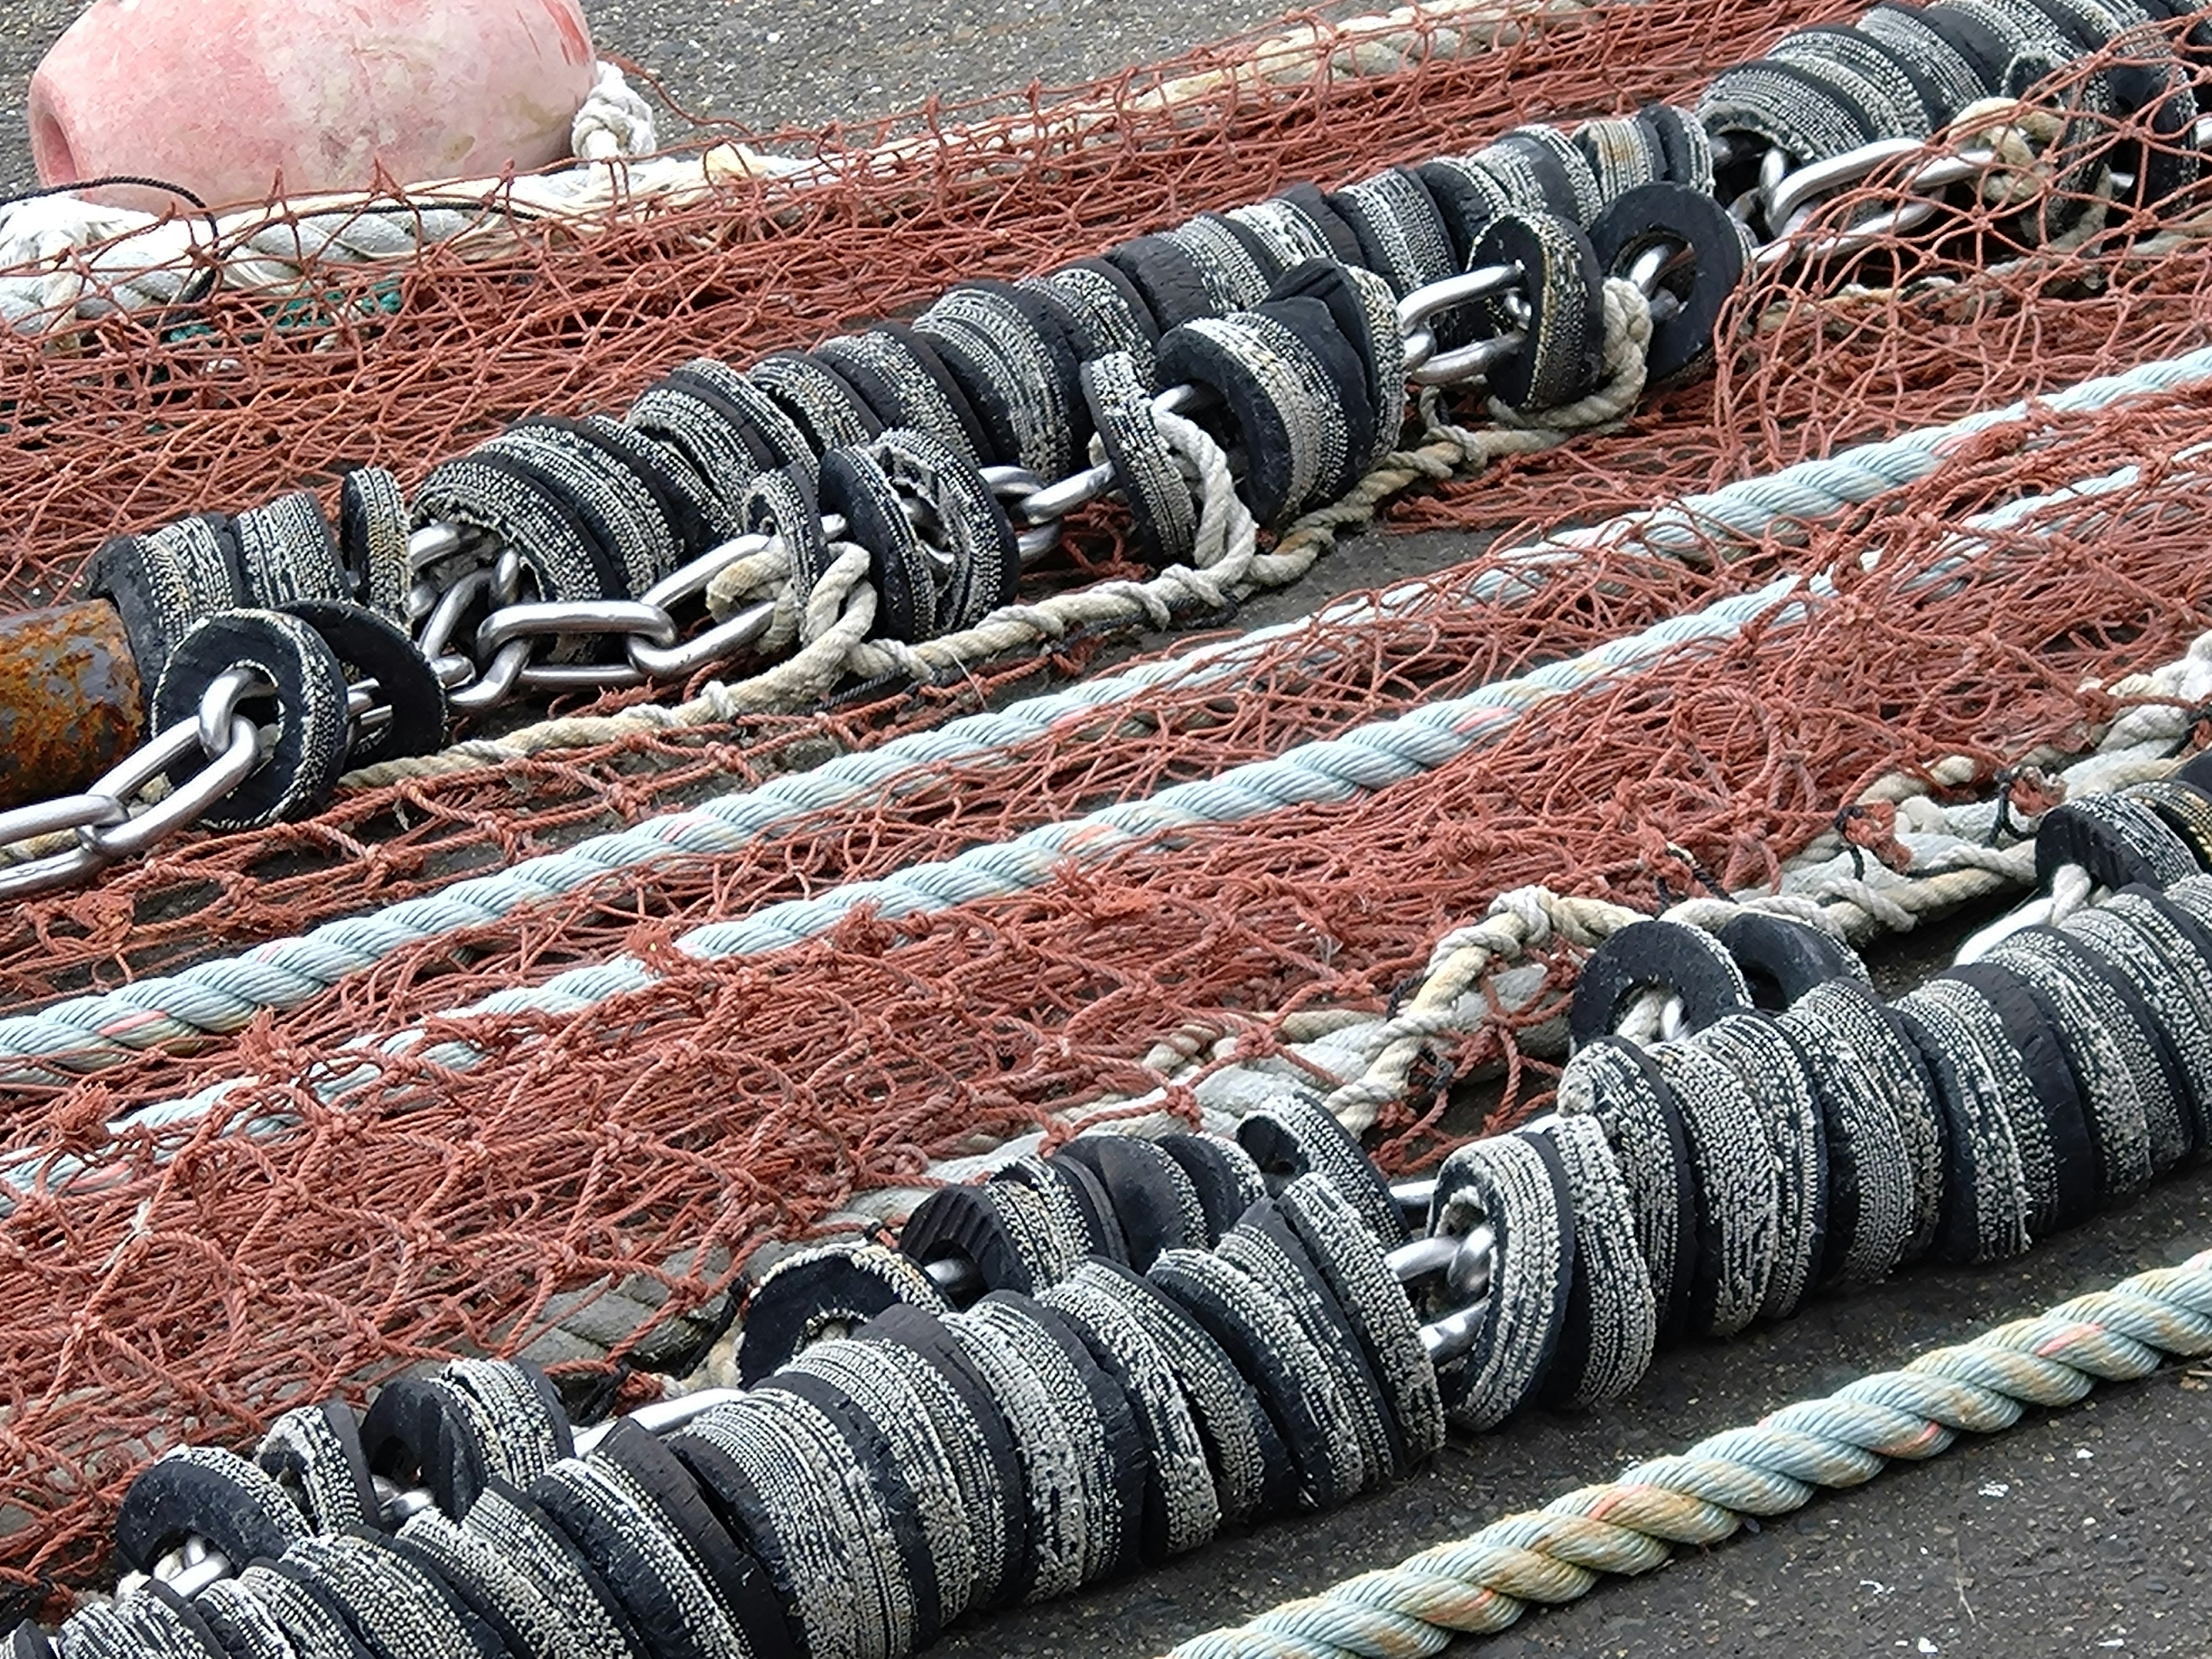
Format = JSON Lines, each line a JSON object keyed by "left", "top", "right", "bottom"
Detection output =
{"left": 28, "top": 0, "right": 600, "bottom": 212}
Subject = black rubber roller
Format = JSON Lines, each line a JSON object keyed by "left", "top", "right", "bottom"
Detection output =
{"left": 2123, "top": 778, "right": 2212, "bottom": 871}
{"left": 816, "top": 443, "right": 945, "bottom": 644}
{"left": 998, "top": 1153, "right": 1128, "bottom": 1262}
{"left": 361, "top": 1377, "right": 495, "bottom": 1519}
{"left": 900, "top": 1185, "right": 1047, "bottom": 1297}
{"left": 1693, "top": 1012, "right": 1831, "bottom": 1323}
{"left": 1942, "top": 961, "right": 2102, "bottom": 1233}
{"left": 741, "top": 1238, "right": 950, "bottom": 1384}
{"left": 1155, "top": 1130, "right": 1268, "bottom": 1244}
{"left": 2034, "top": 793, "right": 2202, "bottom": 893}
{"left": 1715, "top": 910, "right": 1870, "bottom": 1010}
{"left": 1892, "top": 985, "right": 2035, "bottom": 1265}
{"left": 1554, "top": 1036, "right": 1700, "bottom": 1342}
{"left": 1528, "top": 1113, "right": 1658, "bottom": 1411}
{"left": 1235, "top": 1092, "right": 1406, "bottom": 1246}
{"left": 1464, "top": 210, "right": 1606, "bottom": 411}
{"left": 256, "top": 1399, "right": 380, "bottom": 1536}
{"left": 1418, "top": 1127, "right": 1577, "bottom": 1431}
{"left": 1586, "top": 182, "right": 1747, "bottom": 387}
{"left": 279, "top": 599, "right": 449, "bottom": 766}
{"left": 1569, "top": 919, "right": 1755, "bottom": 1047}
{"left": 1653, "top": 1041, "right": 1779, "bottom": 1337}
{"left": 1051, "top": 1135, "right": 1207, "bottom": 1269}
{"left": 114, "top": 1445, "right": 309, "bottom": 1573}
{"left": 151, "top": 608, "right": 354, "bottom": 832}
{"left": 1105, "top": 234, "right": 1220, "bottom": 329}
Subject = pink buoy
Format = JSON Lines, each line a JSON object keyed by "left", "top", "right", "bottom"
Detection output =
{"left": 28, "top": 0, "right": 600, "bottom": 212}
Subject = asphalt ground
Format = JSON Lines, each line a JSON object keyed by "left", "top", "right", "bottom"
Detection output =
{"left": 2, "top": 4, "right": 2209, "bottom": 1657}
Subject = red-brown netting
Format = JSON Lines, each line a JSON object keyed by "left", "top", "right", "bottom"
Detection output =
{"left": 5, "top": 0, "right": 2212, "bottom": 1607}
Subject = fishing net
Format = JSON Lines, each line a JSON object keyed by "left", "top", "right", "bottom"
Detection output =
{"left": 6, "top": 0, "right": 2212, "bottom": 1608}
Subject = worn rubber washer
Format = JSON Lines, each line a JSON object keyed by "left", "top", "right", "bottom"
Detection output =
{"left": 192, "top": 1576, "right": 311, "bottom": 1659}
{"left": 988, "top": 1154, "right": 1107, "bottom": 1270}
{"left": 1215, "top": 1199, "right": 1395, "bottom": 1486}
{"left": 1983, "top": 929, "right": 2156, "bottom": 1202}
{"left": 1412, "top": 154, "right": 1514, "bottom": 263}
{"left": 1770, "top": 25, "right": 1948, "bottom": 133}
{"left": 235, "top": 1562, "right": 377, "bottom": 1659}
{"left": 1995, "top": 923, "right": 2190, "bottom": 1179}
{"left": 1692, "top": 1012, "right": 1831, "bottom": 1322}
{"left": 916, "top": 283, "right": 1086, "bottom": 478}
{"left": 1420, "top": 1128, "right": 1577, "bottom": 1431}
{"left": 811, "top": 328, "right": 993, "bottom": 466}
{"left": 1945, "top": 960, "right": 2105, "bottom": 1231}
{"left": 747, "top": 353, "right": 884, "bottom": 453}
{"left": 665, "top": 358, "right": 819, "bottom": 473}
{"left": 1654, "top": 1041, "right": 1780, "bottom": 1335}
{"left": 232, "top": 492, "right": 349, "bottom": 609}
{"left": 1080, "top": 349, "right": 1198, "bottom": 569}
{"left": 2123, "top": 778, "right": 2212, "bottom": 870}
{"left": 1163, "top": 215, "right": 1278, "bottom": 310}
{"left": 2035, "top": 792, "right": 2202, "bottom": 892}
{"left": 1587, "top": 181, "right": 1747, "bottom": 387}
{"left": 1036, "top": 1270, "right": 1222, "bottom": 1565}
{"left": 984, "top": 1177, "right": 1084, "bottom": 1286}
{"left": 761, "top": 1361, "right": 950, "bottom": 1646}
{"left": 1892, "top": 987, "right": 2034, "bottom": 1265}
{"left": 1554, "top": 1035, "right": 1700, "bottom": 1341}
{"left": 1637, "top": 103, "right": 1717, "bottom": 194}
{"left": 740, "top": 1238, "right": 950, "bottom": 1385}
{"left": 1236, "top": 1092, "right": 1406, "bottom": 1247}
{"left": 131, "top": 1582, "right": 233, "bottom": 1659}
{"left": 869, "top": 425, "right": 1020, "bottom": 631}
{"left": 1574, "top": 115, "right": 1666, "bottom": 204}
{"left": 854, "top": 1302, "right": 1027, "bottom": 1611}
{"left": 1266, "top": 257, "right": 1408, "bottom": 474}
{"left": 1328, "top": 168, "right": 1457, "bottom": 297}
{"left": 1715, "top": 910, "right": 1871, "bottom": 1009}
{"left": 1569, "top": 918, "right": 1755, "bottom": 1048}
{"left": 334, "top": 467, "right": 413, "bottom": 624}
{"left": 115, "top": 1446, "right": 308, "bottom": 1574}
{"left": 1052, "top": 1135, "right": 1206, "bottom": 1269}
{"left": 1275, "top": 1172, "right": 1447, "bottom": 1464}
{"left": 380, "top": 1525, "right": 553, "bottom": 1659}
{"left": 151, "top": 608, "right": 353, "bottom": 831}
{"left": 997, "top": 1153, "right": 1126, "bottom": 1262}
{"left": 2, "top": 1622, "right": 54, "bottom": 1659}
{"left": 1462, "top": 210, "right": 1607, "bottom": 411}
{"left": 781, "top": 1338, "right": 980, "bottom": 1628}
{"left": 457, "top": 1480, "right": 647, "bottom": 1659}
{"left": 276, "top": 599, "right": 447, "bottom": 765}
{"left": 395, "top": 1506, "right": 617, "bottom": 1659}
{"left": 737, "top": 464, "right": 838, "bottom": 608}
{"left": 527, "top": 1456, "right": 759, "bottom": 1659}
{"left": 1526, "top": 1113, "right": 1658, "bottom": 1411}
{"left": 1023, "top": 258, "right": 1160, "bottom": 375}
{"left": 1777, "top": 979, "right": 1921, "bottom": 1289}
{"left": 815, "top": 443, "right": 941, "bottom": 645}
{"left": 2090, "top": 887, "right": 2212, "bottom": 1151}
{"left": 2060, "top": 898, "right": 2212, "bottom": 1159}
{"left": 461, "top": 437, "right": 652, "bottom": 602}
{"left": 361, "top": 1375, "right": 494, "bottom": 1519}
{"left": 1106, "top": 234, "right": 1222, "bottom": 329}
{"left": 437, "top": 1358, "right": 574, "bottom": 1489}
{"left": 256, "top": 1399, "right": 379, "bottom": 1537}
{"left": 278, "top": 1533, "right": 502, "bottom": 1659}
{"left": 1147, "top": 1245, "right": 1365, "bottom": 1512}
{"left": 1058, "top": 1256, "right": 1289, "bottom": 1526}
{"left": 1154, "top": 1131, "right": 1268, "bottom": 1245}
{"left": 1240, "top": 188, "right": 1366, "bottom": 268}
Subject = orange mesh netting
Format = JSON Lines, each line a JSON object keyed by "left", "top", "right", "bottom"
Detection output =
{"left": 6, "top": 0, "right": 2212, "bottom": 1609}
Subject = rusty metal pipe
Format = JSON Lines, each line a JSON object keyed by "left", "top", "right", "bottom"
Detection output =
{"left": 0, "top": 600, "right": 143, "bottom": 812}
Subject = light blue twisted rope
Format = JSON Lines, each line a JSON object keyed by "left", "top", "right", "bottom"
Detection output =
{"left": 0, "top": 577, "right": 1818, "bottom": 1203}
{"left": 1166, "top": 1248, "right": 2212, "bottom": 1659}
{"left": 6, "top": 336, "right": 2210, "bottom": 1086}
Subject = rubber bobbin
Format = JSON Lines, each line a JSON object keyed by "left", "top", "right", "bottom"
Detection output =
{"left": 764, "top": 1352, "right": 963, "bottom": 1642}
{"left": 1463, "top": 210, "right": 1608, "bottom": 412}
{"left": 2060, "top": 898, "right": 2212, "bottom": 1159}
{"left": 278, "top": 599, "right": 448, "bottom": 766}
{"left": 1574, "top": 115, "right": 1666, "bottom": 205}
{"left": 1106, "top": 234, "right": 1225, "bottom": 329}
{"left": 998, "top": 1153, "right": 1128, "bottom": 1262}
{"left": 1050, "top": 1134, "right": 1207, "bottom": 1270}
{"left": 1777, "top": 979, "right": 1922, "bottom": 1289}
{"left": 1327, "top": 169, "right": 1459, "bottom": 299}
{"left": 1411, "top": 154, "right": 1513, "bottom": 264}
{"left": 192, "top": 1575, "right": 312, "bottom": 1659}
{"left": 115, "top": 1446, "right": 308, "bottom": 1575}
{"left": 1715, "top": 909, "right": 1871, "bottom": 1009}
{"left": 84, "top": 532, "right": 230, "bottom": 710}
{"left": 256, "top": 1399, "right": 379, "bottom": 1536}
{"left": 1260, "top": 184, "right": 1371, "bottom": 267}
{"left": 1568, "top": 918, "right": 1756, "bottom": 1048}
{"left": 2122, "top": 778, "right": 2212, "bottom": 869}
{"left": 2091, "top": 887, "right": 2212, "bottom": 1146}
{"left": 862, "top": 426, "right": 1021, "bottom": 632}
{"left": 1266, "top": 257, "right": 1408, "bottom": 476}
{"left": 338, "top": 467, "right": 413, "bottom": 626}
{"left": 740, "top": 1239, "right": 949, "bottom": 1384}
{"left": 149, "top": 609, "right": 352, "bottom": 831}
{"left": 815, "top": 443, "right": 945, "bottom": 644}
{"left": 1526, "top": 1114, "right": 1658, "bottom": 1411}
{"left": 2035, "top": 791, "right": 2203, "bottom": 892}
{"left": 1554, "top": 1035, "right": 1701, "bottom": 1340}
{"left": 477, "top": 424, "right": 676, "bottom": 600}
{"left": 413, "top": 450, "right": 625, "bottom": 615}
{"left": 1692, "top": 1012, "right": 1831, "bottom": 1322}
{"left": 915, "top": 282, "right": 1086, "bottom": 479}
{"left": 813, "top": 328, "right": 993, "bottom": 466}
{"left": 899, "top": 1184, "right": 1048, "bottom": 1297}
{"left": 1161, "top": 215, "right": 1278, "bottom": 312}
{"left": 1654, "top": 1040, "right": 1781, "bottom": 1336}
{"left": 1022, "top": 259, "right": 1160, "bottom": 382}
{"left": 1418, "top": 1128, "right": 1577, "bottom": 1431}
{"left": 395, "top": 1506, "right": 615, "bottom": 1659}
{"left": 740, "top": 464, "right": 839, "bottom": 609}
{"left": 457, "top": 1480, "right": 646, "bottom": 1659}
{"left": 1767, "top": 24, "right": 1947, "bottom": 134}
{"left": 1636, "top": 103, "right": 1717, "bottom": 195}
{"left": 1942, "top": 961, "right": 2104, "bottom": 1232}
{"left": 275, "top": 1533, "right": 502, "bottom": 1659}
{"left": 233, "top": 492, "right": 349, "bottom": 608}
{"left": 1153, "top": 298, "right": 1372, "bottom": 527}
{"left": 1154, "top": 1130, "right": 1268, "bottom": 1244}
{"left": 1275, "top": 1173, "right": 1447, "bottom": 1464}
{"left": 236, "top": 1560, "right": 377, "bottom": 1659}
{"left": 853, "top": 1302, "right": 1027, "bottom": 1612}
{"left": 1587, "top": 181, "right": 1749, "bottom": 387}
{"left": 1236, "top": 1092, "right": 1407, "bottom": 1247}
{"left": 1147, "top": 1247, "right": 1366, "bottom": 1512}
{"left": 1214, "top": 1200, "right": 1396, "bottom": 1487}
{"left": 747, "top": 353, "right": 884, "bottom": 453}
{"left": 1227, "top": 194, "right": 1351, "bottom": 271}
{"left": 518, "top": 412, "right": 722, "bottom": 566}
{"left": 360, "top": 1376, "right": 494, "bottom": 1520}
{"left": 1080, "top": 350, "right": 1198, "bottom": 569}
{"left": 1891, "top": 986, "right": 2035, "bottom": 1265}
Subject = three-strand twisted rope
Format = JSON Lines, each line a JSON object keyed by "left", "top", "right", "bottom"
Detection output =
{"left": 1166, "top": 1249, "right": 2212, "bottom": 1659}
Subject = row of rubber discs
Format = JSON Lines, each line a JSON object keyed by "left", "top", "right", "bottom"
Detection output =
{"left": 35, "top": 1099, "right": 1446, "bottom": 1659}
{"left": 69, "top": 105, "right": 1737, "bottom": 787}
{"left": 1703, "top": 0, "right": 2212, "bottom": 234}
{"left": 1559, "top": 765, "right": 2212, "bottom": 1374}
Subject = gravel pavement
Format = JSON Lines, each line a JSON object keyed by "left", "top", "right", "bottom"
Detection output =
{"left": 1, "top": 4, "right": 2207, "bottom": 1657}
